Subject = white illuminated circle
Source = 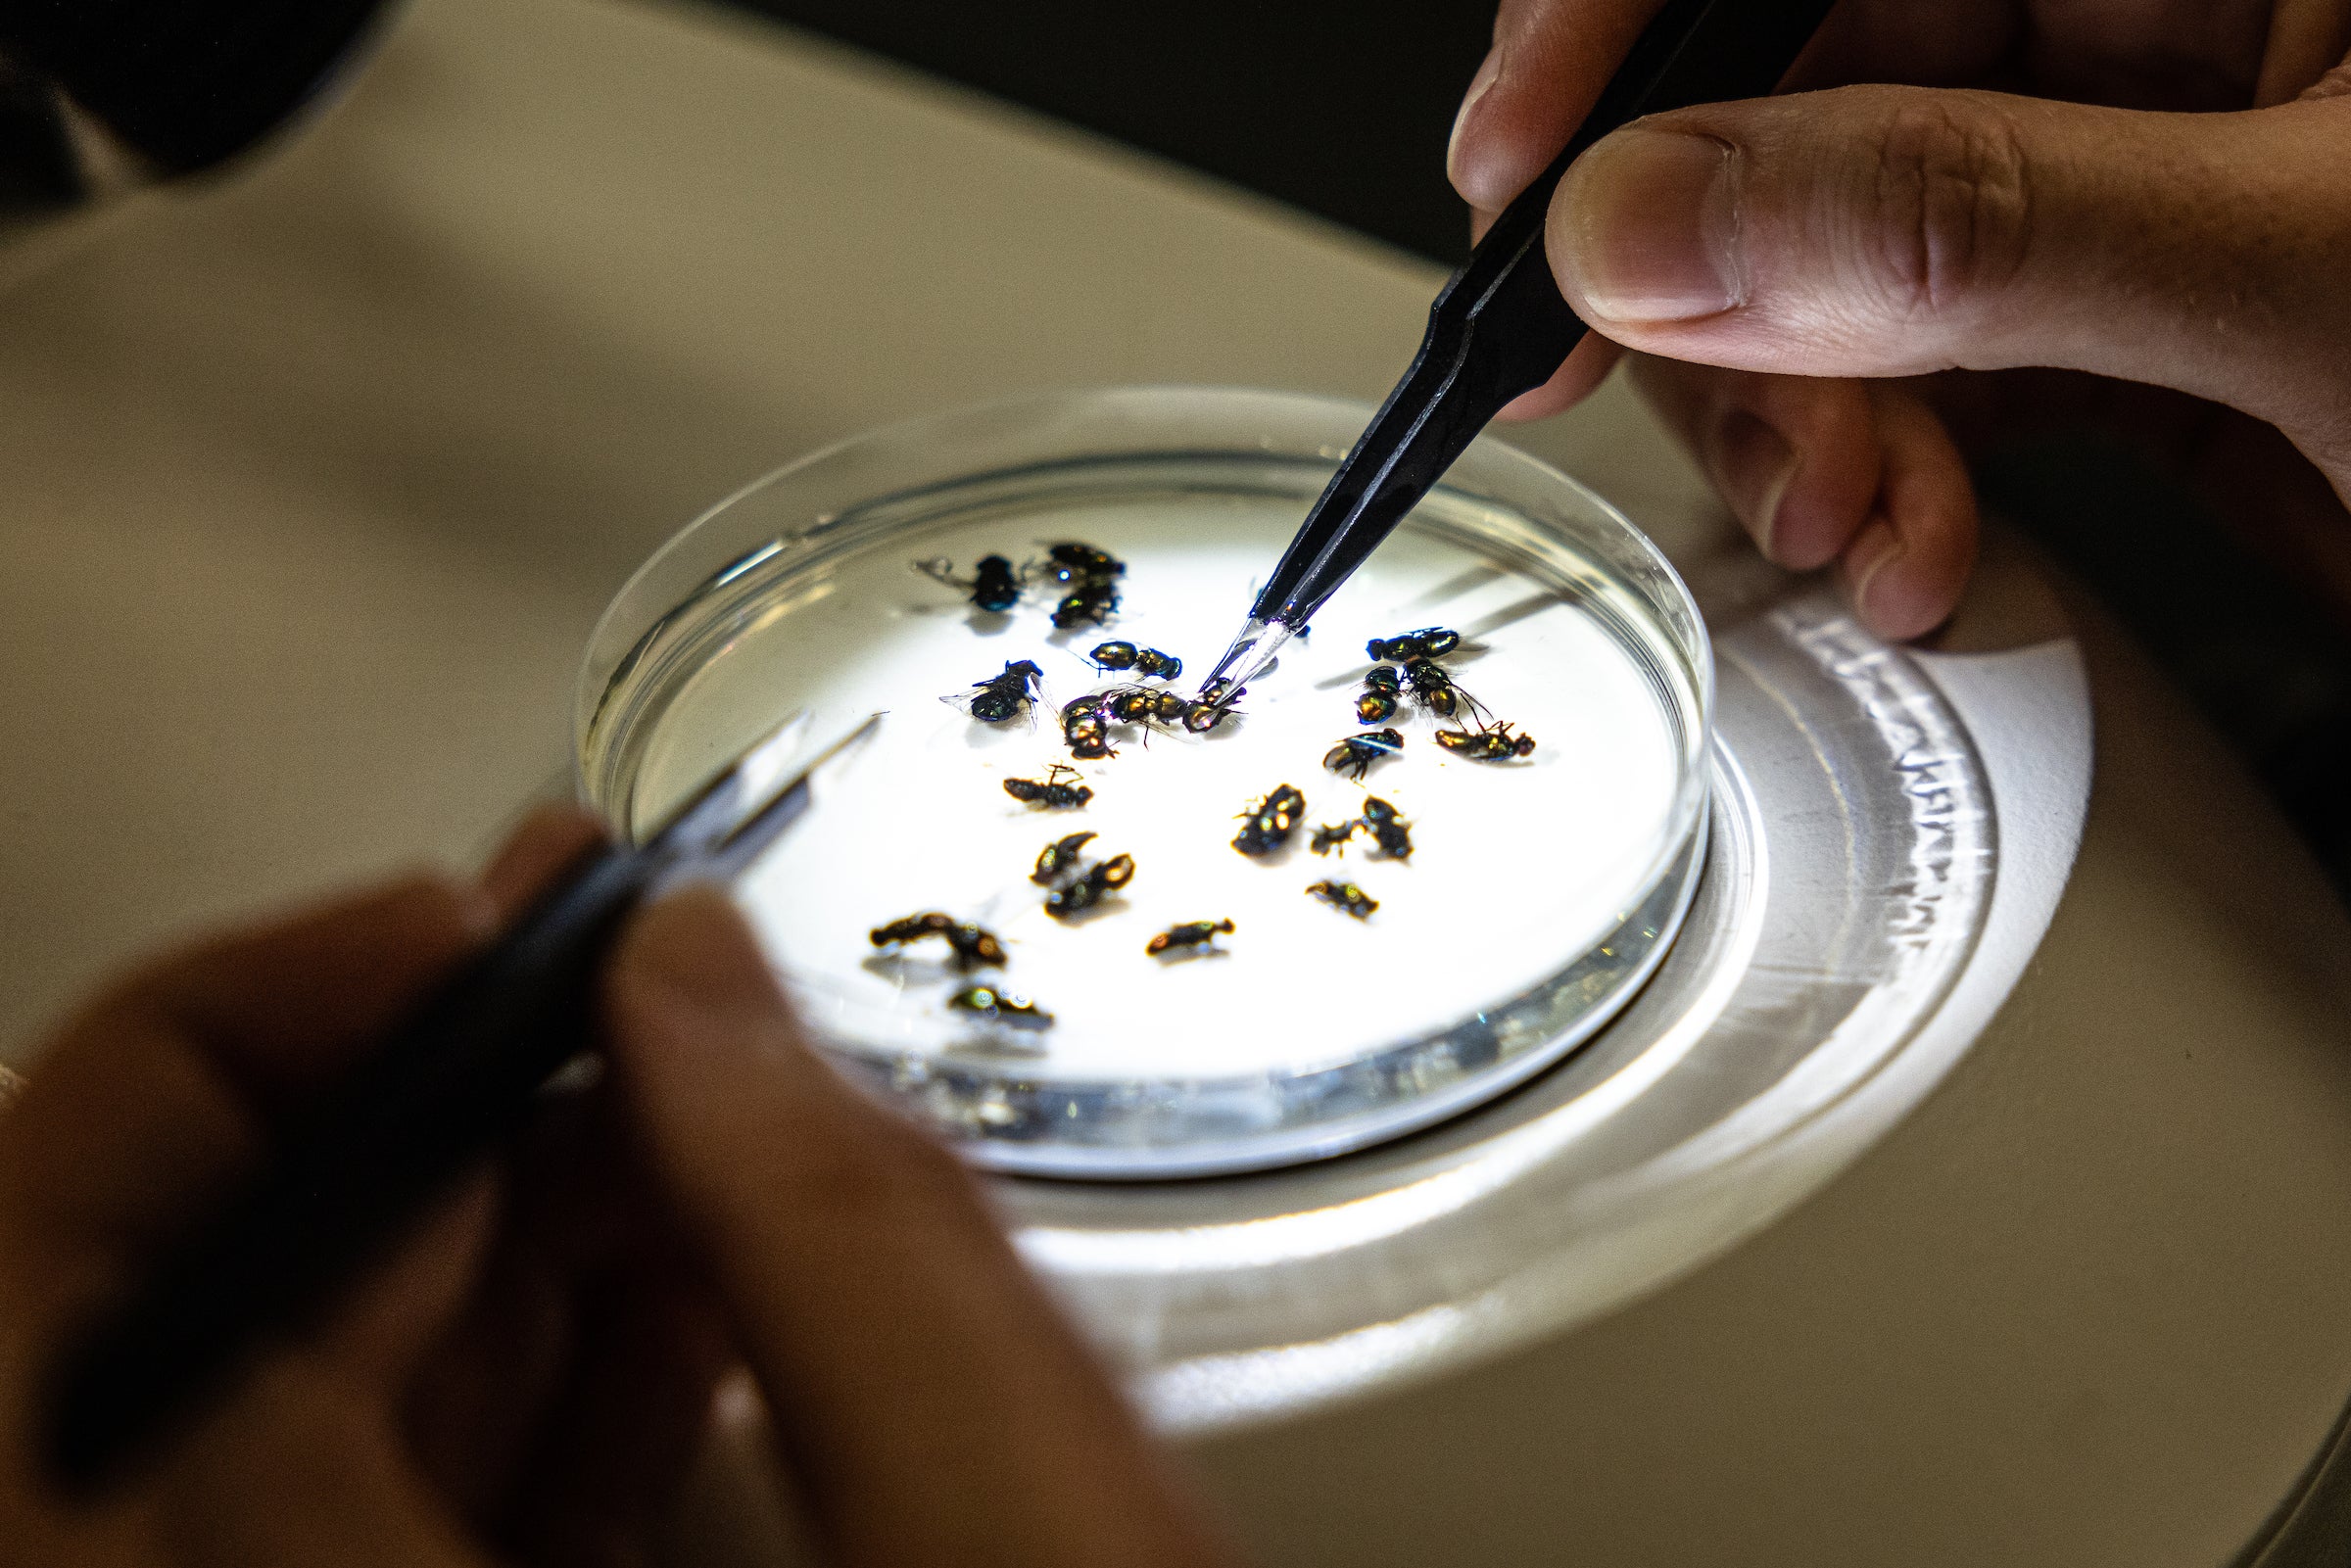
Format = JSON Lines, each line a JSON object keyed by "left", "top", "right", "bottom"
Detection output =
{"left": 579, "top": 391, "right": 1711, "bottom": 1177}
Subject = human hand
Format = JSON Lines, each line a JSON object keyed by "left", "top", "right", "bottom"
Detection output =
{"left": 1448, "top": 2, "right": 2351, "bottom": 638}
{"left": 605, "top": 879, "right": 1238, "bottom": 1568}
{"left": 0, "top": 810, "right": 1235, "bottom": 1568}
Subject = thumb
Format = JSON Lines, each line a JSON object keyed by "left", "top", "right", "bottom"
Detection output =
{"left": 1546, "top": 84, "right": 2351, "bottom": 457}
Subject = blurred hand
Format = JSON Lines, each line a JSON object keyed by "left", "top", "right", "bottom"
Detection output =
{"left": 1449, "top": 2, "right": 2351, "bottom": 638}
{"left": 0, "top": 810, "right": 1235, "bottom": 1568}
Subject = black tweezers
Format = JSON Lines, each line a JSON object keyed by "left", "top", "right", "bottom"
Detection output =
{"left": 46, "top": 712, "right": 882, "bottom": 1493}
{"left": 1201, "top": 0, "right": 1836, "bottom": 701}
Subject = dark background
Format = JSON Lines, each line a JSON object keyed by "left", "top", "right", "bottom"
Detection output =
{"left": 710, "top": 0, "right": 1493, "bottom": 264}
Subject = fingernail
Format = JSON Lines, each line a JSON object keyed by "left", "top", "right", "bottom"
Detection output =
{"left": 1552, "top": 127, "right": 1743, "bottom": 322}
{"left": 1447, "top": 48, "right": 1503, "bottom": 190}
{"left": 1710, "top": 410, "right": 1799, "bottom": 558}
{"left": 1845, "top": 521, "right": 1904, "bottom": 625}
{"left": 623, "top": 884, "right": 785, "bottom": 1024}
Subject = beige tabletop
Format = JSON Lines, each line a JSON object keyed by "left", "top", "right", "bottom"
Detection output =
{"left": 5, "top": 2, "right": 2351, "bottom": 1564}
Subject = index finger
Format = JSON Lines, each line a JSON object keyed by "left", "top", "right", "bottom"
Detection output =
{"left": 607, "top": 889, "right": 1238, "bottom": 1568}
{"left": 1450, "top": 0, "right": 1670, "bottom": 214}
{"left": 1451, "top": 0, "right": 1981, "bottom": 217}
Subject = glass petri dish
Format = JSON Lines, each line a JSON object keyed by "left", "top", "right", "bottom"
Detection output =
{"left": 577, "top": 387, "right": 1712, "bottom": 1178}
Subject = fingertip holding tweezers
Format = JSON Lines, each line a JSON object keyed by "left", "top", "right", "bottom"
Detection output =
{"left": 45, "top": 711, "right": 883, "bottom": 1495}
{"left": 1200, "top": 0, "right": 1836, "bottom": 702}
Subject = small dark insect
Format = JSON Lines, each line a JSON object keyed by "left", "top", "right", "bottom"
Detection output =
{"left": 1199, "top": 676, "right": 1237, "bottom": 705}
{"left": 915, "top": 554, "right": 1022, "bottom": 613}
{"left": 946, "top": 984, "right": 1055, "bottom": 1029}
{"left": 1044, "top": 542, "right": 1126, "bottom": 584}
{"left": 1004, "top": 762, "right": 1094, "bottom": 807}
{"left": 1182, "top": 691, "right": 1239, "bottom": 733}
{"left": 1146, "top": 918, "right": 1235, "bottom": 957}
{"left": 1105, "top": 687, "right": 1159, "bottom": 725}
{"left": 955, "top": 658, "right": 1044, "bottom": 723}
{"left": 1400, "top": 656, "right": 1463, "bottom": 718}
{"left": 1044, "top": 853, "right": 1135, "bottom": 920}
{"left": 1086, "top": 641, "right": 1181, "bottom": 682}
{"left": 1356, "top": 689, "right": 1399, "bottom": 724}
{"left": 1051, "top": 580, "right": 1122, "bottom": 630}
{"left": 1436, "top": 723, "right": 1538, "bottom": 760}
{"left": 868, "top": 912, "right": 1009, "bottom": 972}
{"left": 943, "top": 927, "right": 1006, "bottom": 970}
{"left": 1366, "top": 627, "right": 1463, "bottom": 662}
{"left": 1309, "top": 821, "right": 1359, "bottom": 856}
{"left": 970, "top": 555, "right": 1022, "bottom": 612}
{"left": 1060, "top": 696, "right": 1117, "bottom": 760}
{"left": 871, "top": 912, "right": 958, "bottom": 944}
{"left": 1091, "top": 684, "right": 1195, "bottom": 731}
{"left": 1323, "top": 728, "right": 1405, "bottom": 781}
{"left": 1306, "top": 880, "right": 1379, "bottom": 920}
{"left": 1359, "top": 795, "right": 1414, "bottom": 860}
{"left": 1232, "top": 784, "right": 1306, "bottom": 857}
{"left": 1031, "top": 830, "right": 1098, "bottom": 884}
{"left": 1036, "top": 543, "right": 1126, "bottom": 628}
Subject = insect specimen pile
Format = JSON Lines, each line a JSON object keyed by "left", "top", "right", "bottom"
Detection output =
{"left": 1366, "top": 627, "right": 1463, "bottom": 662}
{"left": 916, "top": 540, "right": 1128, "bottom": 629}
{"left": 1354, "top": 627, "right": 1480, "bottom": 726}
{"left": 1355, "top": 625, "right": 1538, "bottom": 762}
{"left": 924, "top": 532, "right": 1245, "bottom": 768}
{"left": 1060, "top": 694, "right": 1117, "bottom": 760}
{"left": 1059, "top": 683, "right": 1230, "bottom": 759}
{"left": 1089, "top": 641, "right": 1183, "bottom": 682}
{"left": 1043, "top": 543, "right": 1126, "bottom": 629}
{"left": 889, "top": 551, "right": 1574, "bottom": 1047}
{"left": 911, "top": 540, "right": 1255, "bottom": 1023}
{"left": 1399, "top": 656, "right": 1465, "bottom": 718}
{"left": 1021, "top": 804, "right": 1136, "bottom": 924}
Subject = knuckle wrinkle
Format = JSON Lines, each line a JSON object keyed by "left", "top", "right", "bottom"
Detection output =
{"left": 1864, "top": 96, "right": 2033, "bottom": 318}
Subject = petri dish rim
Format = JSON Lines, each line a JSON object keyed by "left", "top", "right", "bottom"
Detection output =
{"left": 575, "top": 386, "right": 1715, "bottom": 1178}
